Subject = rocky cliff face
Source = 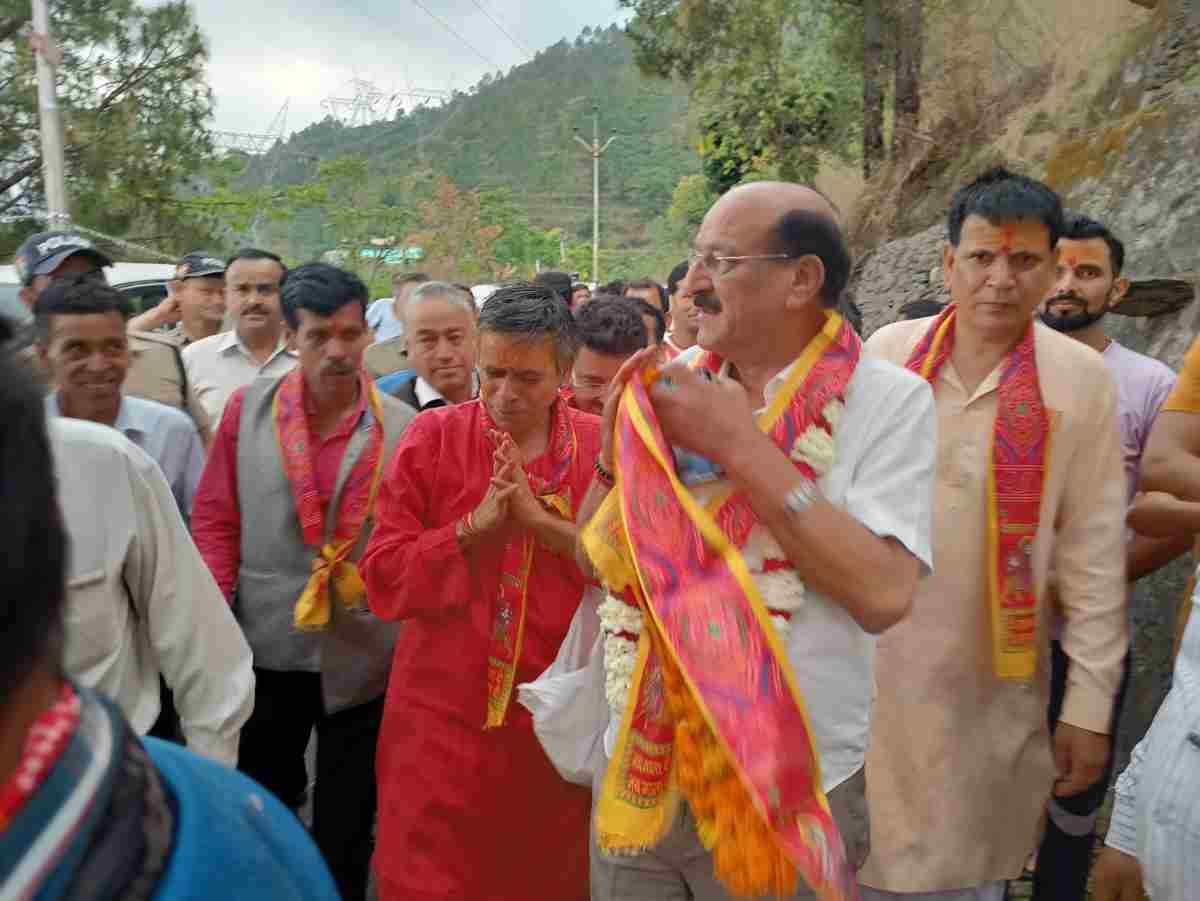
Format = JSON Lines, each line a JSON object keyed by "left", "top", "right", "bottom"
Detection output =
{"left": 846, "top": 0, "right": 1200, "bottom": 771}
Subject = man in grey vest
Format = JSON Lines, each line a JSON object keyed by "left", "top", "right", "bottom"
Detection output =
{"left": 191, "top": 263, "right": 417, "bottom": 901}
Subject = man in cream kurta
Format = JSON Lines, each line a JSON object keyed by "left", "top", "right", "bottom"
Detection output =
{"left": 861, "top": 168, "right": 1129, "bottom": 899}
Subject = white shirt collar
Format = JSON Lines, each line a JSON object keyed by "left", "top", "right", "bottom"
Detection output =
{"left": 217, "top": 329, "right": 295, "bottom": 361}
{"left": 712, "top": 357, "right": 796, "bottom": 413}
{"left": 414, "top": 376, "right": 445, "bottom": 408}
{"left": 413, "top": 372, "right": 479, "bottom": 408}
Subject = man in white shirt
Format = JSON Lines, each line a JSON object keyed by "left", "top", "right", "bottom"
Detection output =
{"left": 183, "top": 248, "right": 296, "bottom": 424}
{"left": 563, "top": 182, "right": 936, "bottom": 900}
{"left": 35, "top": 277, "right": 205, "bottom": 518}
{"left": 1093, "top": 576, "right": 1200, "bottom": 901}
{"left": 49, "top": 414, "right": 253, "bottom": 765}
{"left": 366, "top": 271, "right": 430, "bottom": 343}
{"left": 381, "top": 281, "right": 478, "bottom": 410}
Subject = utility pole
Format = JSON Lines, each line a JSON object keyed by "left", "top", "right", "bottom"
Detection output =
{"left": 31, "top": 0, "right": 69, "bottom": 227}
{"left": 572, "top": 105, "right": 616, "bottom": 284}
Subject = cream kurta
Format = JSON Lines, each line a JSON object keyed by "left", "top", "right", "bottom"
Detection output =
{"left": 860, "top": 317, "right": 1129, "bottom": 892}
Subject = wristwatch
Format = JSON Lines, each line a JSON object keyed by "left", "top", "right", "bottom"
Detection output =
{"left": 784, "top": 476, "right": 820, "bottom": 515}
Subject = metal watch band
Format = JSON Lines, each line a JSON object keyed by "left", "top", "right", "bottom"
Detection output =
{"left": 784, "top": 476, "right": 820, "bottom": 514}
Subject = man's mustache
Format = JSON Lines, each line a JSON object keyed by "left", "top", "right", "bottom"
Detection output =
{"left": 241, "top": 304, "right": 271, "bottom": 317}
{"left": 693, "top": 292, "right": 722, "bottom": 313}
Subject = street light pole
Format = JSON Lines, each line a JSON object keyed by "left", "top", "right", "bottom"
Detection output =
{"left": 573, "top": 104, "right": 615, "bottom": 285}
{"left": 31, "top": 0, "right": 69, "bottom": 227}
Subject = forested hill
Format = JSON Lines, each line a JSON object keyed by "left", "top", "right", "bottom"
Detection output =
{"left": 254, "top": 25, "right": 700, "bottom": 241}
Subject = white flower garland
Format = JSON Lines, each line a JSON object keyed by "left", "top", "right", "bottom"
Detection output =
{"left": 598, "top": 596, "right": 643, "bottom": 710}
{"left": 599, "top": 398, "right": 844, "bottom": 723}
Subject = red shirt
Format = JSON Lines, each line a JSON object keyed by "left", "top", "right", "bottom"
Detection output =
{"left": 361, "top": 399, "right": 600, "bottom": 901}
{"left": 191, "top": 384, "right": 367, "bottom": 598}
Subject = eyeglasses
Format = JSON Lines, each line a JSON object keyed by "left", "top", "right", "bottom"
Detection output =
{"left": 686, "top": 249, "right": 796, "bottom": 277}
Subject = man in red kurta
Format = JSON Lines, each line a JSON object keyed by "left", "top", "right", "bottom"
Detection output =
{"left": 361, "top": 283, "right": 601, "bottom": 901}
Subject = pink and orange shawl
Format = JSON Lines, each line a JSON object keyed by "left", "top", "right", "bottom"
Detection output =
{"left": 583, "top": 312, "right": 861, "bottom": 900}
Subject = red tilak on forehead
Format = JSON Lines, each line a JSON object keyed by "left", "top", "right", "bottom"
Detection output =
{"left": 999, "top": 225, "right": 1015, "bottom": 255}
{"left": 1066, "top": 255, "right": 1079, "bottom": 268}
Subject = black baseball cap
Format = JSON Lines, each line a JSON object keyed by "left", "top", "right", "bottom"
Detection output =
{"left": 13, "top": 230, "right": 113, "bottom": 287}
{"left": 175, "top": 251, "right": 226, "bottom": 280}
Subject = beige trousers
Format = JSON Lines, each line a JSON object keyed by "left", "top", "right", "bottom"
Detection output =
{"left": 858, "top": 884, "right": 1006, "bottom": 901}
{"left": 590, "top": 768, "right": 870, "bottom": 901}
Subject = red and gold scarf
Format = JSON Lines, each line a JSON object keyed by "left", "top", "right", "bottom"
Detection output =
{"left": 482, "top": 397, "right": 579, "bottom": 729}
{"left": 273, "top": 367, "right": 387, "bottom": 631}
{"left": 583, "top": 312, "right": 861, "bottom": 900}
{"left": 905, "top": 304, "right": 1049, "bottom": 680}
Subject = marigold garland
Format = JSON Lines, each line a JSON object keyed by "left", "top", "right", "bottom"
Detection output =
{"left": 660, "top": 647, "right": 800, "bottom": 897}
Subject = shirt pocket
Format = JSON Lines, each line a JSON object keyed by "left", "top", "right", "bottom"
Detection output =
{"left": 63, "top": 563, "right": 129, "bottom": 676}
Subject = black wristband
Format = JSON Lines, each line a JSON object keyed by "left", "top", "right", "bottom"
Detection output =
{"left": 594, "top": 457, "right": 615, "bottom": 487}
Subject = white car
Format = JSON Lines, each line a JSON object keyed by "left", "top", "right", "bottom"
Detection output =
{"left": 0, "top": 262, "right": 177, "bottom": 320}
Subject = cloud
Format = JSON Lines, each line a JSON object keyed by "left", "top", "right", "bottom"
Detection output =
{"left": 192, "top": 0, "right": 630, "bottom": 137}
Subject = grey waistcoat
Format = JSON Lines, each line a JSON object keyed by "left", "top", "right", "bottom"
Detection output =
{"left": 235, "top": 374, "right": 417, "bottom": 713}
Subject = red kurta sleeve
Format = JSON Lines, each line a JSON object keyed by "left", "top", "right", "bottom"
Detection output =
{"left": 190, "top": 388, "right": 246, "bottom": 599}
{"left": 362, "top": 409, "right": 481, "bottom": 621}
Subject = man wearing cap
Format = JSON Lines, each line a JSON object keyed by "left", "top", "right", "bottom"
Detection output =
{"left": 13, "top": 231, "right": 211, "bottom": 437}
{"left": 13, "top": 230, "right": 113, "bottom": 371}
{"left": 127, "top": 251, "right": 228, "bottom": 346}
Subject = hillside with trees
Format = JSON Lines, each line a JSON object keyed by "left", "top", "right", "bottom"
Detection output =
{"left": 1, "top": 1, "right": 1148, "bottom": 295}
{"left": 214, "top": 24, "right": 704, "bottom": 287}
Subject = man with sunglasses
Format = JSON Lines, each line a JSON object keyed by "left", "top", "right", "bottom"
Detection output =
{"left": 183, "top": 248, "right": 297, "bottom": 424}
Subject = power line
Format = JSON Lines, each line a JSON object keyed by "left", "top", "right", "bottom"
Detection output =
{"left": 407, "top": 0, "right": 504, "bottom": 71}
{"left": 467, "top": 0, "right": 533, "bottom": 58}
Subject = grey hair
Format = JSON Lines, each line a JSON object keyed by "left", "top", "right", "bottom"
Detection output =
{"left": 477, "top": 282, "right": 578, "bottom": 372}
{"left": 403, "top": 281, "right": 476, "bottom": 324}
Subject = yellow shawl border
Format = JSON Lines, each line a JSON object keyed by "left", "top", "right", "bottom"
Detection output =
{"left": 985, "top": 420, "right": 1056, "bottom": 681}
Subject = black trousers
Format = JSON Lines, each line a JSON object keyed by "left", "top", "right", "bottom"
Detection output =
{"left": 1030, "top": 640, "right": 1131, "bottom": 901}
{"left": 238, "top": 668, "right": 383, "bottom": 901}
{"left": 147, "top": 676, "right": 180, "bottom": 744}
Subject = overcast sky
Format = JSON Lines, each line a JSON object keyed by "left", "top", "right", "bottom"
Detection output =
{"left": 191, "top": 0, "right": 630, "bottom": 137}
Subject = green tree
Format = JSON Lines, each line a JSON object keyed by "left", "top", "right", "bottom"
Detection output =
{"left": 665, "top": 174, "right": 715, "bottom": 238}
{"left": 283, "top": 156, "right": 419, "bottom": 287}
{"left": 620, "top": 0, "right": 861, "bottom": 191}
{"left": 406, "top": 177, "right": 504, "bottom": 282}
{"left": 1, "top": 0, "right": 215, "bottom": 253}
{"left": 481, "top": 188, "right": 563, "bottom": 277}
